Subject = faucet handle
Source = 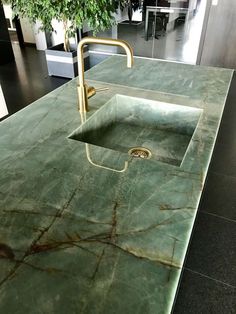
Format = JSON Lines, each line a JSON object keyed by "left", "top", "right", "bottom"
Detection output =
{"left": 77, "top": 84, "right": 109, "bottom": 112}
{"left": 87, "top": 86, "right": 96, "bottom": 99}
{"left": 86, "top": 86, "right": 109, "bottom": 99}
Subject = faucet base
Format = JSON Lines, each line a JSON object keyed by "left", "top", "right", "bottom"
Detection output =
{"left": 77, "top": 85, "right": 96, "bottom": 112}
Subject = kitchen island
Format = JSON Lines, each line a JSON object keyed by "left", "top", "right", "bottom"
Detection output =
{"left": 0, "top": 56, "right": 233, "bottom": 313}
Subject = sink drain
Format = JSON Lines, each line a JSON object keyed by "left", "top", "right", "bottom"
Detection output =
{"left": 128, "top": 147, "right": 152, "bottom": 159}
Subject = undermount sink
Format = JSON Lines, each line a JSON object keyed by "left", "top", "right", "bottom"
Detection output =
{"left": 69, "top": 94, "right": 202, "bottom": 166}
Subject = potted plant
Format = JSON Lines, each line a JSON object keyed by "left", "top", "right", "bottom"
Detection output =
{"left": 8, "top": 0, "right": 127, "bottom": 78}
{"left": 127, "top": 0, "right": 141, "bottom": 23}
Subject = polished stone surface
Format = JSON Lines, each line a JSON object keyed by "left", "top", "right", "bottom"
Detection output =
{"left": 0, "top": 56, "right": 233, "bottom": 313}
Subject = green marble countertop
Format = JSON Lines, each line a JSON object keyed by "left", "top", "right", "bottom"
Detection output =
{"left": 0, "top": 56, "right": 233, "bottom": 313}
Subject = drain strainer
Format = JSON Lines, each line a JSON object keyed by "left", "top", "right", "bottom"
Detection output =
{"left": 128, "top": 147, "right": 152, "bottom": 159}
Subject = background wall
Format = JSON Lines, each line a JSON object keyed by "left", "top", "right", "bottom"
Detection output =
{"left": 0, "top": 83, "right": 8, "bottom": 119}
{"left": 20, "top": 17, "right": 36, "bottom": 44}
{"left": 0, "top": 3, "right": 14, "bottom": 64}
{"left": 200, "top": 0, "right": 236, "bottom": 68}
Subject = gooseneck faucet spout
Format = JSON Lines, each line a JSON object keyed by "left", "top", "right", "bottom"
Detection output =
{"left": 77, "top": 37, "right": 134, "bottom": 112}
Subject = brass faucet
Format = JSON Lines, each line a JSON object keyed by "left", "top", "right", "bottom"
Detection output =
{"left": 77, "top": 37, "right": 134, "bottom": 112}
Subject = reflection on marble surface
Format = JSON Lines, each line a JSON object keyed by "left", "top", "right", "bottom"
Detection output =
{"left": 84, "top": 143, "right": 130, "bottom": 173}
{"left": 0, "top": 56, "right": 233, "bottom": 313}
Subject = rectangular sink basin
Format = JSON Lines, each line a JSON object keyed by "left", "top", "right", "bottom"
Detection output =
{"left": 69, "top": 94, "right": 202, "bottom": 166}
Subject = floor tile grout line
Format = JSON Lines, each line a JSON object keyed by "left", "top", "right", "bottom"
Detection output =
{"left": 215, "top": 138, "right": 236, "bottom": 147}
{"left": 184, "top": 267, "right": 236, "bottom": 289}
{"left": 208, "top": 169, "right": 236, "bottom": 181}
{"left": 199, "top": 209, "right": 236, "bottom": 223}
{"left": 208, "top": 168, "right": 236, "bottom": 179}
{"left": 218, "top": 120, "right": 236, "bottom": 128}
{"left": 212, "top": 139, "right": 236, "bottom": 149}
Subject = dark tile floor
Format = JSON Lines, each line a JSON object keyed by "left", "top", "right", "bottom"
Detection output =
{"left": 0, "top": 44, "right": 235, "bottom": 313}
{"left": 0, "top": 43, "right": 69, "bottom": 119}
{"left": 173, "top": 72, "right": 236, "bottom": 313}
{"left": 174, "top": 269, "right": 236, "bottom": 314}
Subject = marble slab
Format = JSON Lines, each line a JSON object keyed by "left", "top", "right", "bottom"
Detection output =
{"left": 0, "top": 56, "right": 233, "bottom": 313}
